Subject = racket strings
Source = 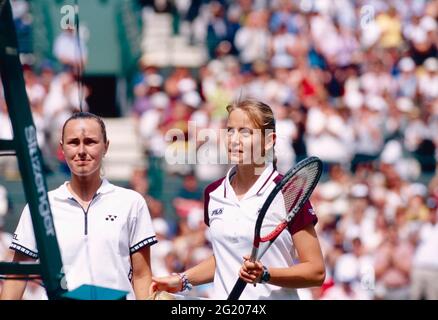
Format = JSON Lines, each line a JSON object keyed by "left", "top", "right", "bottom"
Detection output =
{"left": 258, "top": 163, "right": 320, "bottom": 238}
{"left": 281, "top": 163, "right": 321, "bottom": 216}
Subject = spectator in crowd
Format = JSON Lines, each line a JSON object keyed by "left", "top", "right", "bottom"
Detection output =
{"left": 374, "top": 224, "right": 414, "bottom": 300}
{"left": 410, "top": 200, "right": 438, "bottom": 300}
{"left": 53, "top": 28, "right": 88, "bottom": 70}
{"left": 126, "top": 167, "right": 163, "bottom": 219}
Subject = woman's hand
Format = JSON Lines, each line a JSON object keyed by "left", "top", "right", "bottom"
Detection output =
{"left": 149, "top": 274, "right": 182, "bottom": 295}
{"left": 238, "top": 255, "right": 264, "bottom": 285}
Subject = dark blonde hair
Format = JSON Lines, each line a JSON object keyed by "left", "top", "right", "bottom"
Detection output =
{"left": 61, "top": 112, "right": 107, "bottom": 143}
{"left": 226, "top": 99, "right": 277, "bottom": 167}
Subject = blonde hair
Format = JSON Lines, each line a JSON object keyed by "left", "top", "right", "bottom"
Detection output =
{"left": 226, "top": 99, "right": 277, "bottom": 167}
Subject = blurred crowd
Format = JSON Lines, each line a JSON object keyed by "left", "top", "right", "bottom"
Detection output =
{"left": 1, "top": 0, "right": 438, "bottom": 299}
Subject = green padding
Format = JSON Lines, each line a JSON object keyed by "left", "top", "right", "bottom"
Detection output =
{"left": 62, "top": 284, "right": 128, "bottom": 300}
{"left": 0, "top": 139, "right": 15, "bottom": 151}
{"left": 31, "top": 0, "right": 141, "bottom": 75}
{"left": 1, "top": 0, "right": 66, "bottom": 299}
{"left": 0, "top": 262, "right": 41, "bottom": 275}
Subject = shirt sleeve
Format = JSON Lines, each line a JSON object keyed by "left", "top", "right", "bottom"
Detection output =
{"left": 287, "top": 200, "right": 318, "bottom": 235}
{"left": 10, "top": 205, "right": 39, "bottom": 259}
{"left": 128, "top": 195, "right": 157, "bottom": 255}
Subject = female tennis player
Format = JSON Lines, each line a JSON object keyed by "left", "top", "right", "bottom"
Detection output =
{"left": 150, "top": 99, "right": 325, "bottom": 299}
{"left": 1, "top": 112, "right": 156, "bottom": 300}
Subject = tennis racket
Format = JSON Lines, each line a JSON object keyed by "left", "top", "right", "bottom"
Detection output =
{"left": 227, "top": 156, "right": 323, "bottom": 300}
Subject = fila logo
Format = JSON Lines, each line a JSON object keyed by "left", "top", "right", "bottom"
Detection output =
{"left": 105, "top": 214, "right": 118, "bottom": 221}
{"left": 212, "top": 208, "right": 224, "bottom": 216}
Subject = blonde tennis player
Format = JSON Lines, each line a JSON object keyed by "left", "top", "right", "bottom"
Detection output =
{"left": 150, "top": 99, "right": 325, "bottom": 300}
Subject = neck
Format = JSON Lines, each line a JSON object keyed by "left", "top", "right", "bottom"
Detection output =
{"left": 232, "top": 163, "right": 267, "bottom": 193}
{"left": 69, "top": 174, "right": 102, "bottom": 202}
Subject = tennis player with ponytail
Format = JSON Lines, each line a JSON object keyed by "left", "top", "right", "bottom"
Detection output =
{"left": 150, "top": 99, "right": 325, "bottom": 300}
{"left": 1, "top": 112, "right": 156, "bottom": 300}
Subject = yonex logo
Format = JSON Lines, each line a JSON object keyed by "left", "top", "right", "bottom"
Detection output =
{"left": 105, "top": 214, "right": 118, "bottom": 221}
{"left": 212, "top": 208, "right": 224, "bottom": 216}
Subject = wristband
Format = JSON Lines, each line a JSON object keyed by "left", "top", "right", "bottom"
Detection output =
{"left": 174, "top": 272, "right": 193, "bottom": 292}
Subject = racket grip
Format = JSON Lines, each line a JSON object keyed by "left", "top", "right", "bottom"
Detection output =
{"left": 227, "top": 278, "right": 247, "bottom": 300}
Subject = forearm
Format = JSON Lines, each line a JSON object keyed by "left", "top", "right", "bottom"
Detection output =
{"left": 269, "top": 225, "right": 325, "bottom": 288}
{"left": 185, "top": 255, "right": 216, "bottom": 286}
{"left": 267, "top": 262, "right": 325, "bottom": 288}
{"left": 131, "top": 248, "right": 153, "bottom": 299}
{"left": 0, "top": 279, "right": 27, "bottom": 300}
{"left": 132, "top": 273, "right": 152, "bottom": 300}
{"left": 1, "top": 252, "right": 33, "bottom": 300}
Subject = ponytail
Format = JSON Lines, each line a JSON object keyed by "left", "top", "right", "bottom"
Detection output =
{"left": 272, "top": 146, "right": 277, "bottom": 171}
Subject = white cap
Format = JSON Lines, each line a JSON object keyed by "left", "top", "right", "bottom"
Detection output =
{"left": 344, "top": 91, "right": 364, "bottom": 110}
{"left": 365, "top": 95, "right": 387, "bottom": 112}
{"left": 187, "top": 207, "right": 204, "bottom": 230}
{"left": 182, "top": 91, "right": 202, "bottom": 108}
{"left": 150, "top": 92, "right": 169, "bottom": 109}
{"left": 332, "top": 198, "right": 349, "bottom": 216}
{"left": 399, "top": 57, "right": 416, "bottom": 72}
{"left": 396, "top": 97, "right": 414, "bottom": 113}
{"left": 207, "top": 60, "right": 225, "bottom": 75}
{"left": 178, "top": 78, "right": 197, "bottom": 93}
{"left": 381, "top": 140, "right": 402, "bottom": 164}
{"left": 319, "top": 182, "right": 343, "bottom": 201}
{"left": 350, "top": 184, "right": 368, "bottom": 198}
{"left": 420, "top": 16, "right": 437, "bottom": 32}
{"left": 152, "top": 218, "right": 169, "bottom": 236}
{"left": 147, "top": 74, "right": 163, "bottom": 87}
{"left": 271, "top": 55, "right": 294, "bottom": 69}
{"left": 412, "top": 30, "right": 427, "bottom": 44}
{"left": 335, "top": 254, "right": 359, "bottom": 283}
{"left": 424, "top": 57, "right": 438, "bottom": 72}
{"left": 408, "top": 183, "right": 428, "bottom": 198}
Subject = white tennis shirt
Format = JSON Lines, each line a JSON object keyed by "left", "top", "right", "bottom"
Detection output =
{"left": 11, "top": 179, "right": 157, "bottom": 299}
{"left": 204, "top": 164, "right": 317, "bottom": 300}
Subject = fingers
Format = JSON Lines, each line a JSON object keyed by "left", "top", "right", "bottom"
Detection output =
{"left": 149, "top": 279, "right": 158, "bottom": 295}
{"left": 239, "top": 256, "right": 264, "bottom": 285}
{"left": 149, "top": 275, "right": 182, "bottom": 294}
{"left": 242, "top": 258, "right": 263, "bottom": 273}
{"left": 239, "top": 268, "right": 257, "bottom": 284}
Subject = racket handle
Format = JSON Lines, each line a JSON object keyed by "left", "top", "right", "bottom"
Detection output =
{"left": 227, "top": 278, "right": 247, "bottom": 300}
